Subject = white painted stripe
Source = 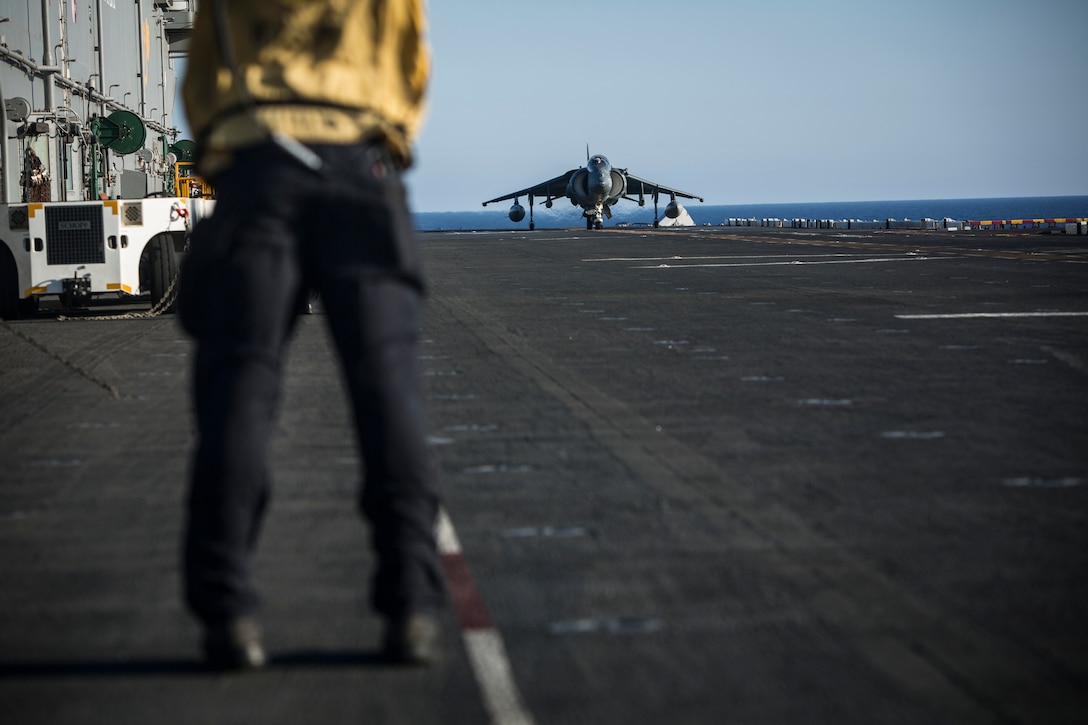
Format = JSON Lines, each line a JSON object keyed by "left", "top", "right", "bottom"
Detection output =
{"left": 463, "top": 630, "right": 537, "bottom": 725}
{"left": 436, "top": 508, "right": 461, "bottom": 554}
{"left": 637, "top": 256, "right": 951, "bottom": 269}
{"left": 585, "top": 253, "right": 879, "bottom": 262}
{"left": 896, "top": 311, "right": 1088, "bottom": 320}
{"left": 436, "top": 508, "right": 536, "bottom": 725}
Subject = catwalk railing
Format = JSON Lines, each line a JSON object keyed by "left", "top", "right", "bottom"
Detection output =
{"left": 721, "top": 217, "right": 1088, "bottom": 233}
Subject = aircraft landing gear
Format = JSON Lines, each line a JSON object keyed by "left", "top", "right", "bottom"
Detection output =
{"left": 585, "top": 207, "right": 605, "bottom": 230}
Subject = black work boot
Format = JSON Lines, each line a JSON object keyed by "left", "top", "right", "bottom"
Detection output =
{"left": 203, "top": 617, "right": 266, "bottom": 671}
{"left": 383, "top": 613, "right": 441, "bottom": 666}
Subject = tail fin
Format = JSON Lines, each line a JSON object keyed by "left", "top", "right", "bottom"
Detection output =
{"left": 586, "top": 144, "right": 590, "bottom": 162}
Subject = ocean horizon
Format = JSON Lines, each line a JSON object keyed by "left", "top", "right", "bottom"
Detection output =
{"left": 412, "top": 195, "right": 1088, "bottom": 231}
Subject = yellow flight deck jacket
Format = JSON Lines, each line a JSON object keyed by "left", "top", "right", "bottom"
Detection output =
{"left": 182, "top": 0, "right": 429, "bottom": 177}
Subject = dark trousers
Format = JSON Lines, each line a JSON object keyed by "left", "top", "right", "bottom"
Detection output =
{"left": 179, "top": 142, "right": 445, "bottom": 625}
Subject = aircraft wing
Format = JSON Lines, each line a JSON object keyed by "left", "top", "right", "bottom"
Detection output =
{"left": 622, "top": 172, "right": 704, "bottom": 203}
{"left": 482, "top": 170, "right": 577, "bottom": 206}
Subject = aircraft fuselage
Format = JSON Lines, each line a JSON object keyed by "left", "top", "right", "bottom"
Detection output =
{"left": 586, "top": 155, "right": 612, "bottom": 205}
{"left": 566, "top": 155, "right": 627, "bottom": 228}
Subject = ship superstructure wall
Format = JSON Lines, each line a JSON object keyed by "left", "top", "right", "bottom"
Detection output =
{"left": 0, "top": 0, "right": 195, "bottom": 204}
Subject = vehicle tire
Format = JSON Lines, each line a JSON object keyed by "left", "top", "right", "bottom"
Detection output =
{"left": 146, "top": 233, "right": 179, "bottom": 312}
{"left": 19, "top": 295, "right": 39, "bottom": 317}
{"left": 0, "top": 246, "right": 22, "bottom": 320}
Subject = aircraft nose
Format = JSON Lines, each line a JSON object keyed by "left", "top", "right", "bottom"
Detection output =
{"left": 590, "top": 169, "right": 611, "bottom": 197}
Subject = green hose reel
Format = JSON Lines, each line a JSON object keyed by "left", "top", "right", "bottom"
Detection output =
{"left": 90, "top": 110, "right": 147, "bottom": 154}
{"left": 169, "top": 139, "right": 197, "bottom": 163}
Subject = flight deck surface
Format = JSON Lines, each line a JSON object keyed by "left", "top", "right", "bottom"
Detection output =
{"left": 2, "top": 226, "right": 1086, "bottom": 723}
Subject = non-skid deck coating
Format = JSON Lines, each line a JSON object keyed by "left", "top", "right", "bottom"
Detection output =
{"left": 1, "top": 226, "right": 1086, "bottom": 724}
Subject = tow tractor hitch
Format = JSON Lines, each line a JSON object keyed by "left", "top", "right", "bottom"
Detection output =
{"left": 61, "top": 274, "right": 92, "bottom": 309}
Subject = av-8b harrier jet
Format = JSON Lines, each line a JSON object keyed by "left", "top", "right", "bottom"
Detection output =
{"left": 483, "top": 150, "right": 703, "bottom": 230}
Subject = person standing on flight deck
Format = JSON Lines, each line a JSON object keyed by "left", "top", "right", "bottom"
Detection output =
{"left": 177, "top": 0, "right": 445, "bottom": 670}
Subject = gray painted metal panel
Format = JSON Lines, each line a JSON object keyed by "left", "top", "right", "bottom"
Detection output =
{"left": 1, "top": 1, "right": 196, "bottom": 203}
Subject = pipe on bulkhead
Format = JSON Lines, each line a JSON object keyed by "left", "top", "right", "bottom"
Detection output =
{"left": 40, "top": 0, "right": 56, "bottom": 112}
{"left": 135, "top": 0, "right": 148, "bottom": 121}
{"left": 94, "top": 0, "right": 107, "bottom": 118}
{"left": 0, "top": 76, "right": 10, "bottom": 203}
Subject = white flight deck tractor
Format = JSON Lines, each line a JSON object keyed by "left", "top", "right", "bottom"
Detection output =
{"left": 0, "top": 195, "right": 212, "bottom": 318}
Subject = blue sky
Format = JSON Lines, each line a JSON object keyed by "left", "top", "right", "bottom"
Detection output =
{"left": 409, "top": 0, "right": 1087, "bottom": 211}
{"left": 174, "top": 1, "right": 1087, "bottom": 212}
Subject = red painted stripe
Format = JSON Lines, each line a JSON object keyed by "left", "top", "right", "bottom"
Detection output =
{"left": 440, "top": 552, "right": 495, "bottom": 631}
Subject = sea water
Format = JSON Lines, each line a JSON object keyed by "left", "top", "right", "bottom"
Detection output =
{"left": 412, "top": 195, "right": 1088, "bottom": 231}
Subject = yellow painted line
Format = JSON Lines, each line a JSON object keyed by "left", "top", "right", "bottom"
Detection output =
{"left": 103, "top": 201, "right": 119, "bottom": 215}
{"left": 28, "top": 286, "right": 48, "bottom": 295}
{"left": 27, "top": 203, "right": 43, "bottom": 218}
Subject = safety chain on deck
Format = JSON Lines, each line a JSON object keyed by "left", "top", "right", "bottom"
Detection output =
{"left": 1, "top": 236, "right": 190, "bottom": 398}
{"left": 55, "top": 236, "right": 189, "bottom": 322}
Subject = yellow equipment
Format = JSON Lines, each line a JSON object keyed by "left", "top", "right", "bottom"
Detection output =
{"left": 175, "top": 161, "right": 213, "bottom": 199}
